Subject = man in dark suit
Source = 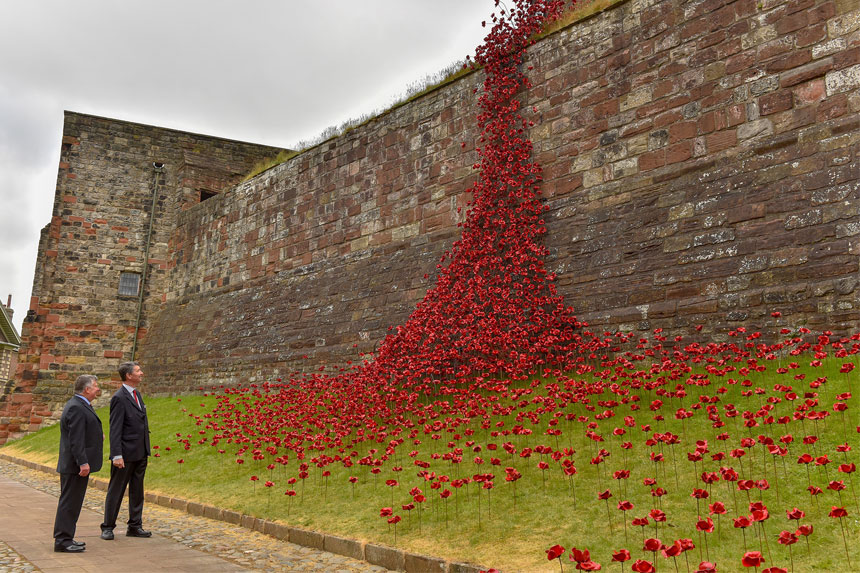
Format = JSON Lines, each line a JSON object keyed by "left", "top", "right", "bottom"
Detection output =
{"left": 100, "top": 361, "right": 152, "bottom": 540}
{"left": 53, "top": 374, "right": 103, "bottom": 553}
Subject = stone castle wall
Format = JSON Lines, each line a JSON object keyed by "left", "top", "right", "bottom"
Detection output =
{"left": 533, "top": 0, "right": 860, "bottom": 329}
{"left": 3, "top": 0, "right": 859, "bottom": 438}
{"left": 1, "top": 112, "right": 283, "bottom": 440}
{"left": 142, "top": 0, "right": 860, "bottom": 392}
{"left": 139, "top": 71, "right": 482, "bottom": 392}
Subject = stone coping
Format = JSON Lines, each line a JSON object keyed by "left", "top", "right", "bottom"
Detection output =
{"left": 0, "top": 452, "right": 488, "bottom": 573}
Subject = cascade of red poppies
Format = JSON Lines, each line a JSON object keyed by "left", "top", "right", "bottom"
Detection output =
{"left": 367, "top": 0, "right": 586, "bottom": 390}
{"left": 177, "top": 326, "right": 859, "bottom": 570}
{"left": 166, "top": 3, "right": 860, "bottom": 567}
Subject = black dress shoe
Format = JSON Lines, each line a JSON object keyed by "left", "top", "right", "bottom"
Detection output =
{"left": 100, "top": 529, "right": 114, "bottom": 540}
{"left": 54, "top": 543, "right": 86, "bottom": 553}
{"left": 126, "top": 527, "right": 152, "bottom": 537}
{"left": 72, "top": 540, "right": 86, "bottom": 547}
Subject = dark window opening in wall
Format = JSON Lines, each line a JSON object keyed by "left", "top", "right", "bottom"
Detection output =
{"left": 200, "top": 190, "right": 217, "bottom": 202}
{"left": 118, "top": 272, "right": 141, "bottom": 296}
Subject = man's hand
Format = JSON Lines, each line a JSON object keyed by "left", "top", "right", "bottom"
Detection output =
{"left": 78, "top": 463, "right": 90, "bottom": 477}
{"left": 112, "top": 457, "right": 125, "bottom": 469}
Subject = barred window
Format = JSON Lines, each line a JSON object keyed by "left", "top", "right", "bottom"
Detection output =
{"left": 118, "top": 272, "right": 141, "bottom": 296}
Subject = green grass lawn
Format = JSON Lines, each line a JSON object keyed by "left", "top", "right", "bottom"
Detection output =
{"left": 4, "top": 356, "right": 858, "bottom": 571}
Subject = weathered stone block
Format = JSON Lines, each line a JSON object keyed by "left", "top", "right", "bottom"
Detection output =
{"left": 826, "top": 64, "right": 860, "bottom": 95}
{"left": 738, "top": 119, "right": 774, "bottom": 140}
{"left": 202, "top": 505, "right": 222, "bottom": 520}
{"left": 759, "top": 90, "right": 793, "bottom": 115}
{"left": 366, "top": 544, "right": 406, "bottom": 571}
{"left": 288, "top": 527, "right": 325, "bottom": 550}
{"left": 448, "top": 563, "right": 487, "bottom": 573}
{"left": 405, "top": 553, "right": 447, "bottom": 573}
{"left": 221, "top": 510, "right": 242, "bottom": 525}
{"left": 186, "top": 502, "right": 204, "bottom": 517}
{"left": 263, "top": 521, "right": 290, "bottom": 541}
{"left": 169, "top": 497, "right": 188, "bottom": 512}
{"left": 323, "top": 534, "right": 364, "bottom": 560}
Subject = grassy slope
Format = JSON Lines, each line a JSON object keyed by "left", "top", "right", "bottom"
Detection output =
{"left": 4, "top": 357, "right": 858, "bottom": 571}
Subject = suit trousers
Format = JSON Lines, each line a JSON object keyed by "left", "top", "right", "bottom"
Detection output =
{"left": 53, "top": 472, "right": 88, "bottom": 547}
{"left": 101, "top": 458, "right": 147, "bottom": 530}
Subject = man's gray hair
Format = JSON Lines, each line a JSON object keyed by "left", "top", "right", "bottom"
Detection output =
{"left": 74, "top": 375, "right": 97, "bottom": 394}
{"left": 118, "top": 361, "right": 139, "bottom": 381}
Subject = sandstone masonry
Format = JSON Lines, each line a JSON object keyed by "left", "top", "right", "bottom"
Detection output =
{"left": 2, "top": 0, "right": 859, "bottom": 441}
{"left": 1, "top": 113, "right": 283, "bottom": 441}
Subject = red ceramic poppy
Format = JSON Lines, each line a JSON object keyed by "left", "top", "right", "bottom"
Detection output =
{"left": 828, "top": 506, "right": 848, "bottom": 518}
{"left": 631, "top": 560, "right": 655, "bottom": 573}
{"left": 546, "top": 544, "right": 565, "bottom": 561}
{"left": 741, "top": 551, "right": 765, "bottom": 567}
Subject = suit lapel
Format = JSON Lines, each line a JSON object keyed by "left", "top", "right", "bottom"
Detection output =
{"left": 75, "top": 396, "right": 96, "bottom": 418}
{"left": 83, "top": 398, "right": 103, "bottom": 428}
{"left": 123, "top": 387, "right": 141, "bottom": 411}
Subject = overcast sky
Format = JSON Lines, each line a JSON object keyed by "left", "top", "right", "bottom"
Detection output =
{"left": 0, "top": 1, "right": 496, "bottom": 332}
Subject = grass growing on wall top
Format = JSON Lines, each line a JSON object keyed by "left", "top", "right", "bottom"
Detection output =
{"left": 242, "top": 149, "right": 300, "bottom": 182}
{"left": 238, "top": 0, "right": 628, "bottom": 184}
{"left": 541, "top": 0, "right": 629, "bottom": 36}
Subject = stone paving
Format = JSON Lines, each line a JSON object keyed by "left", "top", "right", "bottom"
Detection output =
{"left": 0, "top": 457, "right": 389, "bottom": 572}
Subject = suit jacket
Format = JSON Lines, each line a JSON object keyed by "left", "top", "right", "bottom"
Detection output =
{"left": 108, "top": 387, "right": 150, "bottom": 462}
{"left": 56, "top": 396, "right": 104, "bottom": 474}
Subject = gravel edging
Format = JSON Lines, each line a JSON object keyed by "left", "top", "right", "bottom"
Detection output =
{"left": 0, "top": 540, "right": 38, "bottom": 573}
{"left": 0, "top": 453, "right": 488, "bottom": 573}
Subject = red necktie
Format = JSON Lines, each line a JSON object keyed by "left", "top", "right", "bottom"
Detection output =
{"left": 133, "top": 389, "right": 141, "bottom": 408}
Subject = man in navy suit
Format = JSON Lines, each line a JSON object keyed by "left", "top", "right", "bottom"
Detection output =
{"left": 53, "top": 374, "right": 103, "bottom": 552}
{"left": 100, "top": 361, "right": 152, "bottom": 540}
